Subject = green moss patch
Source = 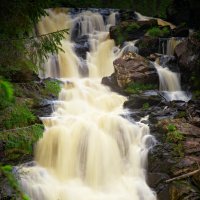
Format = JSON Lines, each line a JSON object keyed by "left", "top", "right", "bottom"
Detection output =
{"left": 124, "top": 82, "right": 157, "bottom": 94}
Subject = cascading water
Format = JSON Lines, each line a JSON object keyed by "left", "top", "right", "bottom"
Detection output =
{"left": 159, "top": 37, "right": 184, "bottom": 56}
{"left": 154, "top": 62, "right": 190, "bottom": 101}
{"left": 17, "top": 9, "right": 156, "bottom": 200}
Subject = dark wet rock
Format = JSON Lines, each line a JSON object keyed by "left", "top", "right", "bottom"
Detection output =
{"left": 118, "top": 10, "right": 137, "bottom": 21}
{"left": 33, "top": 99, "right": 54, "bottom": 117}
{"left": 113, "top": 52, "right": 158, "bottom": 87}
{"left": 0, "top": 177, "right": 15, "bottom": 200}
{"left": 172, "top": 25, "right": 189, "bottom": 37}
{"left": 101, "top": 73, "right": 125, "bottom": 95}
{"left": 124, "top": 94, "right": 162, "bottom": 110}
{"left": 169, "top": 181, "right": 200, "bottom": 200}
{"left": 148, "top": 172, "right": 169, "bottom": 189}
{"left": 192, "top": 170, "right": 200, "bottom": 189}
{"left": 174, "top": 34, "right": 200, "bottom": 89}
{"left": 73, "top": 35, "right": 89, "bottom": 59}
{"left": 136, "top": 36, "right": 159, "bottom": 57}
{"left": 147, "top": 53, "right": 160, "bottom": 62}
{"left": 159, "top": 55, "right": 179, "bottom": 73}
{"left": 146, "top": 108, "right": 200, "bottom": 200}
{"left": 110, "top": 19, "right": 158, "bottom": 44}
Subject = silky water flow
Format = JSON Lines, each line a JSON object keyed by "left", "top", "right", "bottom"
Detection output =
{"left": 17, "top": 9, "right": 157, "bottom": 200}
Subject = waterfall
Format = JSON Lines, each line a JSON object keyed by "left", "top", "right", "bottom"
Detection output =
{"left": 37, "top": 9, "right": 80, "bottom": 78}
{"left": 17, "top": 9, "right": 156, "bottom": 200}
{"left": 158, "top": 37, "right": 184, "bottom": 56}
{"left": 154, "top": 62, "right": 190, "bottom": 101}
{"left": 117, "top": 40, "right": 139, "bottom": 57}
{"left": 166, "top": 37, "right": 184, "bottom": 56}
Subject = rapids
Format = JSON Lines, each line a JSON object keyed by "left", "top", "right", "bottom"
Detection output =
{"left": 17, "top": 9, "right": 156, "bottom": 200}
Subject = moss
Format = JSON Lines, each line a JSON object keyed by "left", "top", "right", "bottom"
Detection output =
{"left": 116, "top": 34, "right": 125, "bottom": 45}
{"left": 165, "top": 123, "right": 185, "bottom": 157}
{"left": 167, "top": 130, "right": 184, "bottom": 143}
{"left": 0, "top": 79, "right": 14, "bottom": 110}
{"left": 142, "top": 102, "right": 150, "bottom": 110}
{"left": 124, "top": 82, "right": 157, "bottom": 94}
{"left": 147, "top": 27, "right": 170, "bottom": 37}
{"left": 0, "top": 124, "right": 44, "bottom": 163}
{"left": 126, "top": 23, "right": 140, "bottom": 32}
{"left": 2, "top": 103, "right": 36, "bottom": 130}
{"left": 43, "top": 79, "right": 61, "bottom": 97}
{"left": 167, "top": 124, "right": 177, "bottom": 132}
{"left": 0, "top": 165, "right": 30, "bottom": 199}
{"left": 114, "top": 23, "right": 141, "bottom": 45}
{"left": 177, "top": 111, "right": 186, "bottom": 118}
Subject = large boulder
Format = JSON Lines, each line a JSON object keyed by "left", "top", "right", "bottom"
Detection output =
{"left": 110, "top": 19, "right": 158, "bottom": 45}
{"left": 113, "top": 52, "right": 158, "bottom": 87}
{"left": 135, "top": 36, "right": 159, "bottom": 57}
{"left": 174, "top": 33, "right": 200, "bottom": 89}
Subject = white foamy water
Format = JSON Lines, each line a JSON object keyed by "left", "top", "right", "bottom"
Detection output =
{"left": 154, "top": 62, "right": 190, "bottom": 101}
{"left": 17, "top": 9, "right": 156, "bottom": 200}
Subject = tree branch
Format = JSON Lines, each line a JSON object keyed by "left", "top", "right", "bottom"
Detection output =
{"left": 165, "top": 168, "right": 200, "bottom": 183}
{"left": 0, "top": 28, "right": 69, "bottom": 42}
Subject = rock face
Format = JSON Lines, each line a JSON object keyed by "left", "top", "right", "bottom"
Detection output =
{"left": 135, "top": 36, "right": 159, "bottom": 57}
{"left": 113, "top": 52, "right": 158, "bottom": 87}
{"left": 110, "top": 19, "right": 158, "bottom": 45}
{"left": 174, "top": 34, "right": 200, "bottom": 89}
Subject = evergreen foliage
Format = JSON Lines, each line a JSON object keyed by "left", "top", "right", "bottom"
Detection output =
{"left": 0, "top": 0, "right": 68, "bottom": 80}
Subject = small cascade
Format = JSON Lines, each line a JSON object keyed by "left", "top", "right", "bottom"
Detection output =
{"left": 135, "top": 12, "right": 150, "bottom": 21}
{"left": 17, "top": 9, "right": 156, "bottom": 200}
{"left": 112, "top": 40, "right": 139, "bottom": 61}
{"left": 159, "top": 37, "right": 185, "bottom": 56}
{"left": 154, "top": 62, "right": 190, "bottom": 101}
{"left": 135, "top": 12, "right": 175, "bottom": 29}
{"left": 166, "top": 37, "right": 184, "bottom": 56}
{"left": 106, "top": 11, "right": 118, "bottom": 30}
{"left": 37, "top": 9, "right": 81, "bottom": 78}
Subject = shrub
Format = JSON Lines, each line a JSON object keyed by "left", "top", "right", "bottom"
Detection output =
{"left": 147, "top": 27, "right": 170, "bottom": 37}
{"left": 124, "top": 82, "right": 157, "bottom": 94}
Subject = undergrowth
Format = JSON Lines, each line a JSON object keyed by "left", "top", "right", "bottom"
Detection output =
{"left": 2, "top": 104, "right": 36, "bottom": 130}
{"left": 166, "top": 124, "right": 185, "bottom": 157}
{"left": 0, "top": 165, "right": 30, "bottom": 200}
{"left": 147, "top": 27, "right": 170, "bottom": 37}
{"left": 124, "top": 82, "right": 157, "bottom": 94}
